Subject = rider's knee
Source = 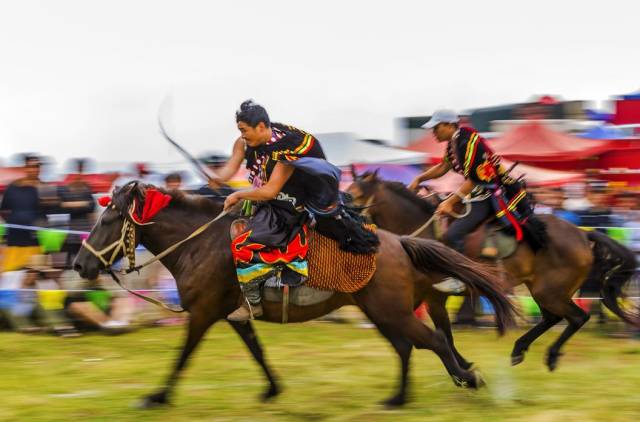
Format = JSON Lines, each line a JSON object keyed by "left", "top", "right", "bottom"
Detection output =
{"left": 442, "top": 232, "right": 464, "bottom": 254}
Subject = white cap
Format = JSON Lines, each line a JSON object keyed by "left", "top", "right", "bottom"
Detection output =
{"left": 421, "top": 109, "right": 460, "bottom": 129}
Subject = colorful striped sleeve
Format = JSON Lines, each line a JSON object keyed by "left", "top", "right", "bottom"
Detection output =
{"left": 272, "top": 132, "right": 316, "bottom": 162}
{"left": 463, "top": 132, "right": 480, "bottom": 177}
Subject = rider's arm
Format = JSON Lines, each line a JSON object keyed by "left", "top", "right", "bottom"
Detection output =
{"left": 409, "top": 161, "right": 452, "bottom": 190}
{"left": 448, "top": 179, "right": 475, "bottom": 205}
{"left": 421, "top": 161, "right": 452, "bottom": 181}
{"left": 211, "top": 138, "right": 245, "bottom": 182}
{"left": 436, "top": 179, "right": 475, "bottom": 215}
{"left": 234, "top": 162, "right": 295, "bottom": 202}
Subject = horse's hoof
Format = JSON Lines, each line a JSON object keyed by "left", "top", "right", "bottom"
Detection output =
{"left": 511, "top": 353, "right": 525, "bottom": 366}
{"left": 472, "top": 370, "right": 486, "bottom": 389}
{"left": 260, "top": 384, "right": 280, "bottom": 402}
{"left": 381, "top": 394, "right": 406, "bottom": 408}
{"left": 137, "top": 392, "right": 169, "bottom": 409}
{"left": 452, "top": 370, "right": 485, "bottom": 390}
{"left": 452, "top": 375, "right": 472, "bottom": 389}
{"left": 546, "top": 351, "right": 563, "bottom": 372}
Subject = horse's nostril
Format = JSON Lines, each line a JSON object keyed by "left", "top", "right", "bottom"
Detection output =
{"left": 73, "top": 263, "right": 83, "bottom": 273}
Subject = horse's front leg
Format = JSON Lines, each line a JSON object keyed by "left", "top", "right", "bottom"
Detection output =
{"left": 228, "top": 320, "right": 281, "bottom": 401}
{"left": 140, "top": 306, "right": 220, "bottom": 408}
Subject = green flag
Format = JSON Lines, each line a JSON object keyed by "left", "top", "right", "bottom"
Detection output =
{"left": 37, "top": 229, "right": 68, "bottom": 253}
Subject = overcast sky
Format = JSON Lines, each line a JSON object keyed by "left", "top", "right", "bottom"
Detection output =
{"left": 1, "top": 0, "right": 639, "bottom": 168}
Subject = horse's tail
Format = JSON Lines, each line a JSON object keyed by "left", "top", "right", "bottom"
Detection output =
{"left": 585, "top": 230, "right": 639, "bottom": 327}
{"left": 399, "top": 236, "right": 517, "bottom": 335}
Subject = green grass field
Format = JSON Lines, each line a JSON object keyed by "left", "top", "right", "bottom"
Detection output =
{"left": 0, "top": 321, "right": 638, "bottom": 421}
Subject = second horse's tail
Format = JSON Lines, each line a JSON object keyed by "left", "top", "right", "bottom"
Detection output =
{"left": 399, "top": 236, "right": 517, "bottom": 335}
{"left": 585, "top": 230, "right": 639, "bottom": 327}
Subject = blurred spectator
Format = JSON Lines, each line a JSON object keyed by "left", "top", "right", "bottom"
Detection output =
{"left": 111, "top": 162, "right": 159, "bottom": 190}
{"left": 0, "top": 255, "right": 79, "bottom": 336}
{"left": 562, "top": 183, "right": 592, "bottom": 212}
{"left": 532, "top": 187, "right": 555, "bottom": 215}
{"left": 533, "top": 187, "right": 580, "bottom": 224}
{"left": 62, "top": 273, "right": 135, "bottom": 334}
{"left": 164, "top": 172, "right": 183, "bottom": 190}
{"left": 194, "top": 154, "right": 235, "bottom": 200}
{"left": 0, "top": 154, "right": 59, "bottom": 271}
{"left": 58, "top": 158, "right": 96, "bottom": 268}
{"left": 615, "top": 192, "right": 640, "bottom": 254}
{"left": 579, "top": 185, "right": 613, "bottom": 229}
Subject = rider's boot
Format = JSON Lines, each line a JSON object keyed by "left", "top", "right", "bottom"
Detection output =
{"left": 435, "top": 237, "right": 468, "bottom": 294}
{"left": 227, "top": 280, "right": 263, "bottom": 321}
{"left": 433, "top": 277, "right": 467, "bottom": 294}
{"left": 227, "top": 301, "right": 263, "bottom": 321}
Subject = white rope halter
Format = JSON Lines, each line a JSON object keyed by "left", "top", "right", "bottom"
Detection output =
{"left": 81, "top": 203, "right": 140, "bottom": 270}
{"left": 79, "top": 198, "right": 228, "bottom": 312}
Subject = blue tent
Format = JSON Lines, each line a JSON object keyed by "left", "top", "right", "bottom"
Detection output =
{"left": 621, "top": 91, "right": 640, "bottom": 100}
{"left": 585, "top": 109, "right": 613, "bottom": 121}
{"left": 579, "top": 125, "right": 626, "bottom": 139}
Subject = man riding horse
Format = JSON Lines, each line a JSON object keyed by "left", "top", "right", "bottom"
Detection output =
{"left": 408, "top": 110, "right": 544, "bottom": 291}
{"left": 212, "top": 100, "right": 377, "bottom": 321}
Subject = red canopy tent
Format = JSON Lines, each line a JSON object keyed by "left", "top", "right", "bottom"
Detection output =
{"left": 407, "top": 122, "right": 640, "bottom": 185}
{"left": 424, "top": 160, "right": 584, "bottom": 192}
{"left": 405, "top": 132, "right": 446, "bottom": 165}
{"left": 488, "top": 122, "right": 614, "bottom": 164}
{"left": 489, "top": 123, "right": 640, "bottom": 183}
{"left": 406, "top": 122, "right": 615, "bottom": 167}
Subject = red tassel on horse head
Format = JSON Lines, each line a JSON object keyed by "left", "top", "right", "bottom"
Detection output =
{"left": 131, "top": 189, "right": 172, "bottom": 224}
{"left": 98, "top": 196, "right": 111, "bottom": 207}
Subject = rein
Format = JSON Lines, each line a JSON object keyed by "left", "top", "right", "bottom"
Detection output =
{"left": 359, "top": 188, "right": 471, "bottom": 238}
{"left": 409, "top": 194, "right": 471, "bottom": 237}
{"left": 82, "top": 203, "right": 229, "bottom": 313}
{"left": 359, "top": 195, "right": 378, "bottom": 218}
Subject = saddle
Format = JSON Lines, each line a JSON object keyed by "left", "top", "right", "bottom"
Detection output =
{"left": 464, "top": 221, "right": 518, "bottom": 260}
{"left": 230, "top": 220, "right": 377, "bottom": 308}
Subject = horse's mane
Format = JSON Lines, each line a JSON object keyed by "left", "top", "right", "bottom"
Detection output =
{"left": 112, "top": 181, "right": 224, "bottom": 217}
{"left": 380, "top": 180, "right": 437, "bottom": 215}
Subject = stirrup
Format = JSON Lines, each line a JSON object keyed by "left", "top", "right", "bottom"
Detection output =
{"left": 230, "top": 219, "right": 249, "bottom": 239}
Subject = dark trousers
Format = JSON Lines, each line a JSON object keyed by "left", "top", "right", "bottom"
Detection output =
{"left": 445, "top": 197, "right": 494, "bottom": 325}
{"left": 443, "top": 197, "right": 493, "bottom": 253}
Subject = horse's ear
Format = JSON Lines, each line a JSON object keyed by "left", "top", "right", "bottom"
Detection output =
{"left": 350, "top": 164, "right": 360, "bottom": 181}
{"left": 362, "top": 169, "right": 380, "bottom": 182}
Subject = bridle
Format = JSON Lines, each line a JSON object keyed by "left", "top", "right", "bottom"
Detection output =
{"left": 81, "top": 200, "right": 228, "bottom": 312}
{"left": 355, "top": 183, "right": 471, "bottom": 238}
{"left": 81, "top": 203, "right": 140, "bottom": 271}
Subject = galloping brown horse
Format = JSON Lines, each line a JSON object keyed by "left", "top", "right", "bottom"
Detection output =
{"left": 348, "top": 172, "right": 639, "bottom": 371}
{"left": 73, "top": 182, "right": 516, "bottom": 407}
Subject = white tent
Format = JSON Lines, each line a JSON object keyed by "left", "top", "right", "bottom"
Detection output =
{"left": 315, "top": 132, "right": 428, "bottom": 166}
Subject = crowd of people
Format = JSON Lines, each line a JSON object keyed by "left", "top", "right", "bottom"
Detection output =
{"left": 531, "top": 184, "right": 640, "bottom": 252}
{"left": 0, "top": 152, "right": 638, "bottom": 336}
{"left": 0, "top": 154, "right": 192, "bottom": 336}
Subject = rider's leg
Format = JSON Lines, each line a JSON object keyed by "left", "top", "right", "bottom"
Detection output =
{"left": 442, "top": 197, "right": 493, "bottom": 253}
{"left": 435, "top": 198, "right": 493, "bottom": 293}
{"left": 227, "top": 227, "right": 267, "bottom": 321}
{"left": 227, "top": 272, "right": 265, "bottom": 321}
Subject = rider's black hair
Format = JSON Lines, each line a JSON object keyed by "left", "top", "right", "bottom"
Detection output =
{"left": 235, "top": 100, "right": 270, "bottom": 128}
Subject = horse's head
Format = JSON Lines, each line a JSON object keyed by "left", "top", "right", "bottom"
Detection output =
{"left": 73, "top": 181, "right": 152, "bottom": 280}
{"left": 346, "top": 169, "right": 383, "bottom": 208}
{"left": 347, "top": 169, "right": 442, "bottom": 232}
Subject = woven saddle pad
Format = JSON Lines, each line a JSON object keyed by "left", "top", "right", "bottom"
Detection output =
{"left": 305, "top": 229, "right": 377, "bottom": 293}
